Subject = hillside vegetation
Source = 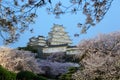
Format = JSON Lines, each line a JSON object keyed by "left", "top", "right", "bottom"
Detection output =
{"left": 0, "top": 47, "right": 79, "bottom": 79}
{"left": 0, "top": 31, "right": 119, "bottom": 80}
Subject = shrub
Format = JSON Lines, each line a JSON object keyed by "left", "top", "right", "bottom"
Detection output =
{"left": 16, "top": 70, "right": 47, "bottom": 80}
{"left": 68, "top": 67, "right": 78, "bottom": 73}
{"left": 9, "top": 71, "right": 16, "bottom": 80}
{"left": 0, "top": 65, "right": 16, "bottom": 80}
{"left": 59, "top": 67, "right": 78, "bottom": 80}
{"left": 18, "top": 45, "right": 38, "bottom": 53}
{"left": 34, "top": 76, "right": 47, "bottom": 80}
{"left": 16, "top": 71, "right": 36, "bottom": 80}
{"left": 59, "top": 73, "right": 72, "bottom": 80}
{"left": 64, "top": 54, "right": 80, "bottom": 63}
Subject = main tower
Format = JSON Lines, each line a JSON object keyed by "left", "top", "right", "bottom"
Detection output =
{"left": 48, "top": 24, "right": 72, "bottom": 46}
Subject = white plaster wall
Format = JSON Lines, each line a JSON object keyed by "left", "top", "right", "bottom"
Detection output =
{"left": 43, "top": 47, "right": 67, "bottom": 53}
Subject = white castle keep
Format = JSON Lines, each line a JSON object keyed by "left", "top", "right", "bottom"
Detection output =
{"left": 27, "top": 24, "right": 79, "bottom": 54}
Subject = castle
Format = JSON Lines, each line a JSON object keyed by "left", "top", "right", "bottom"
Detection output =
{"left": 27, "top": 24, "right": 79, "bottom": 54}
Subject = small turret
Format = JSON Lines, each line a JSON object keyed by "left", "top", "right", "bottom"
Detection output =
{"left": 28, "top": 36, "right": 46, "bottom": 47}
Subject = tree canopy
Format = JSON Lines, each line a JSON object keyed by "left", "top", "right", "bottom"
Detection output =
{"left": 72, "top": 31, "right": 120, "bottom": 80}
{"left": 0, "top": 0, "right": 113, "bottom": 44}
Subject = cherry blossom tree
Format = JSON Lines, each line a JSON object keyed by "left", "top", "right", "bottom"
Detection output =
{"left": 0, "top": 0, "right": 114, "bottom": 44}
{"left": 0, "top": 47, "right": 44, "bottom": 74}
{"left": 72, "top": 31, "right": 120, "bottom": 80}
{"left": 0, "top": 47, "right": 79, "bottom": 77}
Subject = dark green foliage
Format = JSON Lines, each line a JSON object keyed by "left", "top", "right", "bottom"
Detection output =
{"left": 0, "top": 65, "right": 16, "bottom": 80}
{"left": 68, "top": 67, "right": 78, "bottom": 74}
{"left": 0, "top": 66, "right": 47, "bottom": 80}
{"left": 18, "top": 45, "right": 38, "bottom": 53}
{"left": 65, "top": 54, "right": 80, "bottom": 63}
{"left": 59, "top": 67, "right": 78, "bottom": 80}
{"left": 62, "top": 54, "right": 80, "bottom": 63}
{"left": 16, "top": 71, "right": 36, "bottom": 80}
{"left": 9, "top": 71, "right": 16, "bottom": 80}
{"left": 94, "top": 76, "right": 103, "bottom": 80}
{"left": 59, "top": 73, "right": 72, "bottom": 80}
{"left": 16, "top": 71, "right": 47, "bottom": 80}
{"left": 34, "top": 76, "right": 48, "bottom": 80}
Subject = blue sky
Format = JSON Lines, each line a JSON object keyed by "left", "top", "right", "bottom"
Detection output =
{"left": 3, "top": 0, "right": 120, "bottom": 48}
